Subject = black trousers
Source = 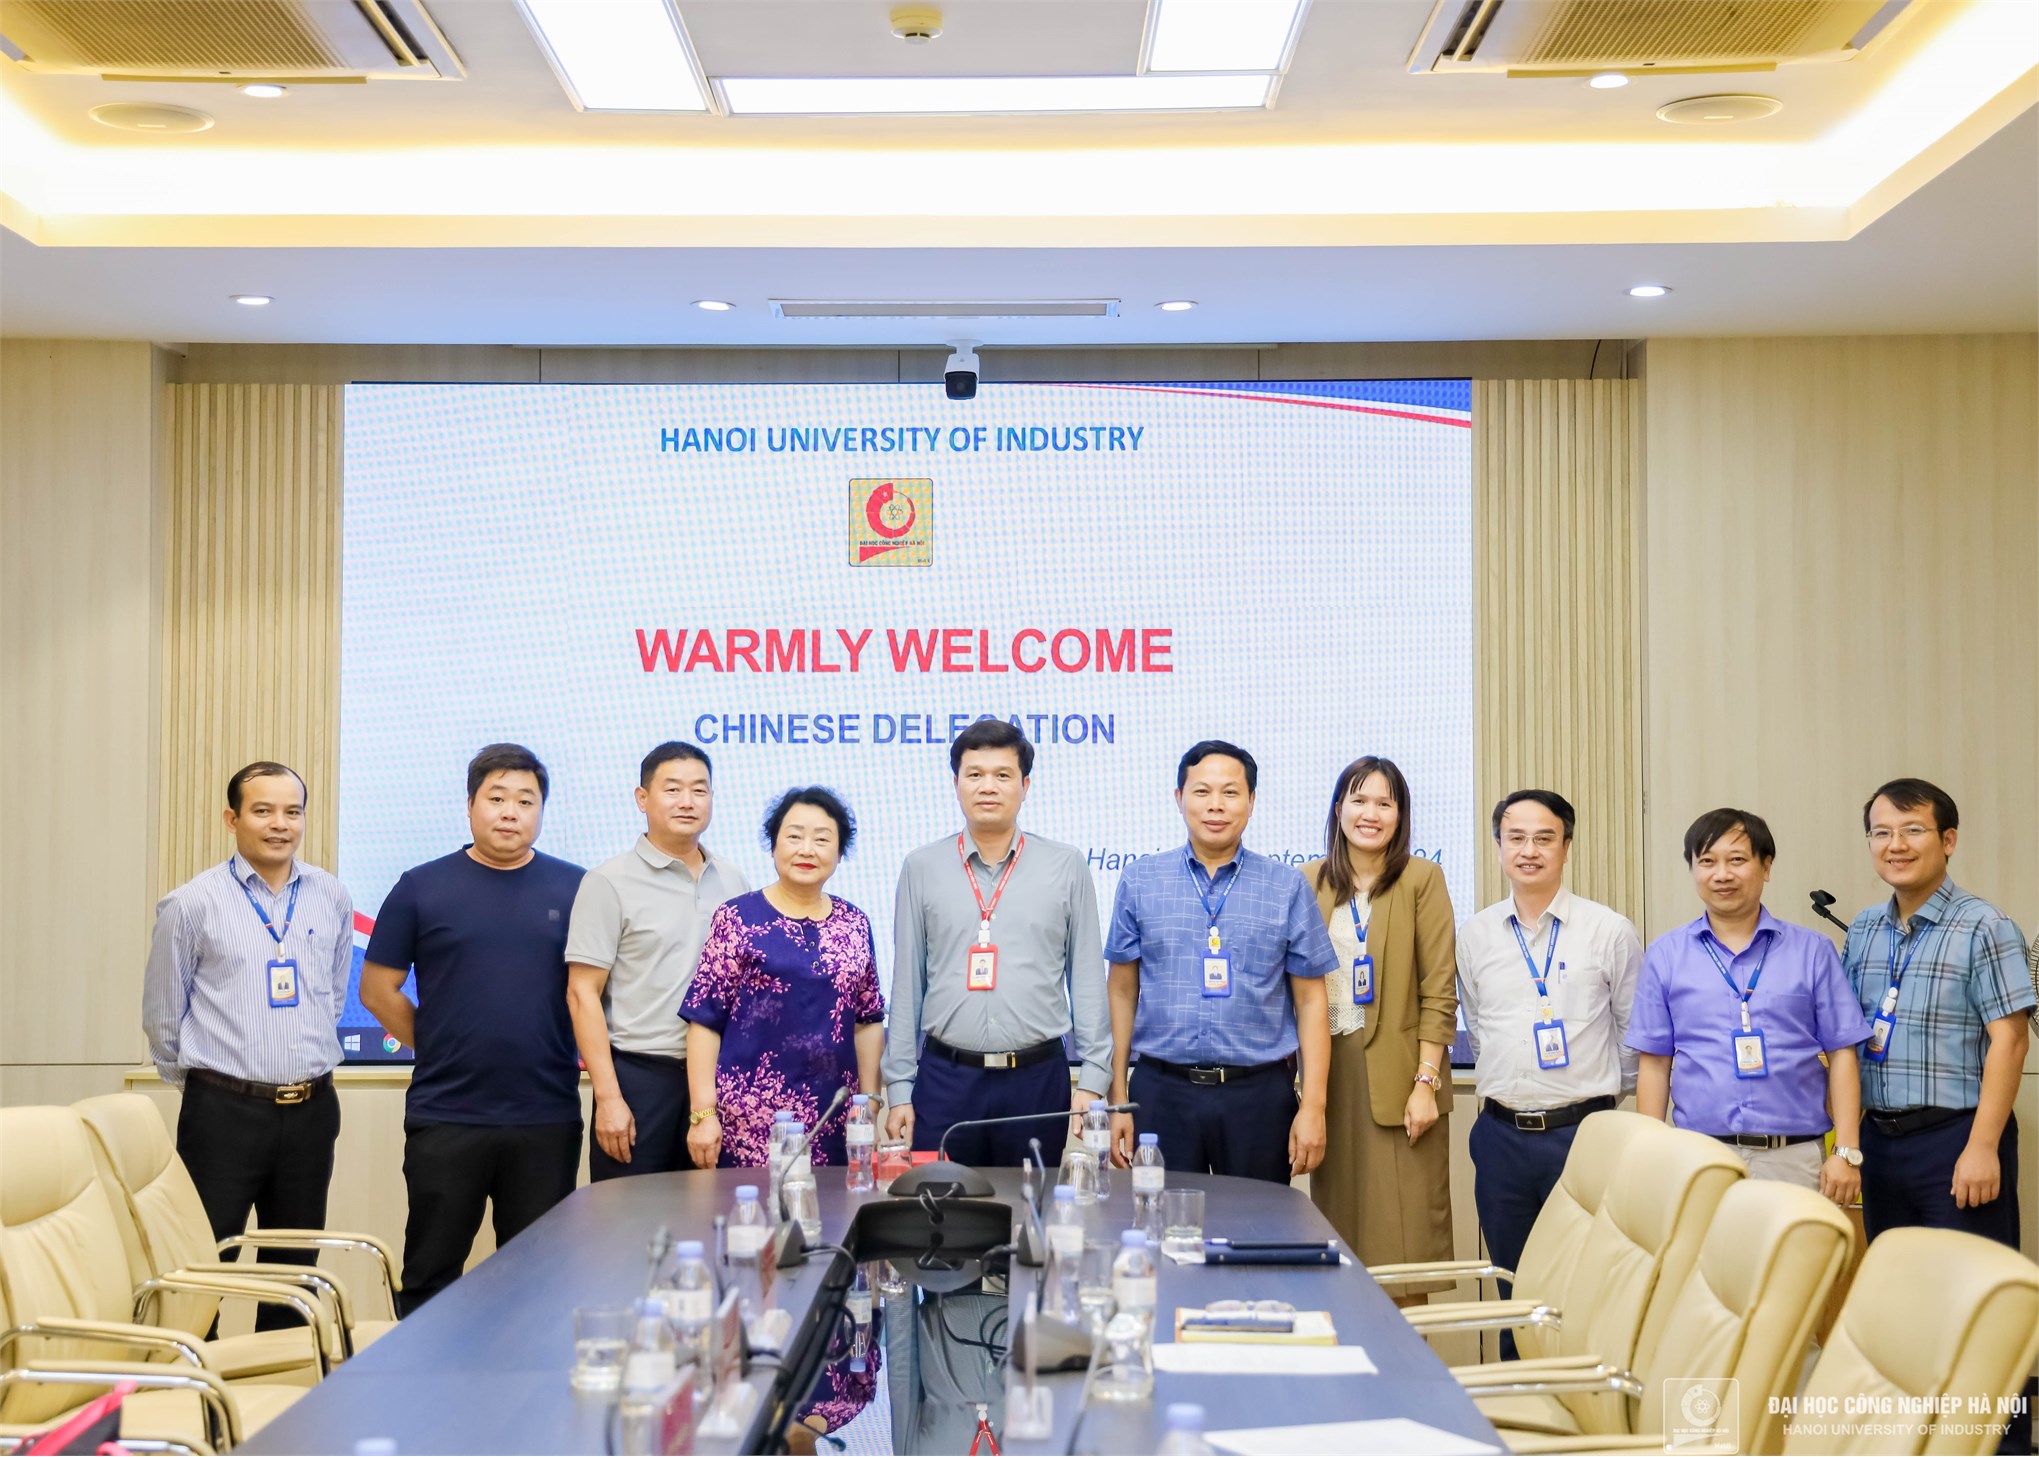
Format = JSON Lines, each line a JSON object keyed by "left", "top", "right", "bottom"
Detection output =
{"left": 1468, "top": 1109, "right": 1581, "bottom": 1360}
{"left": 1130, "top": 1059, "right": 1296, "bottom": 1184}
{"left": 399, "top": 1120, "right": 582, "bottom": 1316}
{"left": 589, "top": 1050, "right": 690, "bottom": 1182}
{"left": 176, "top": 1074, "right": 341, "bottom": 1332}
{"left": 910, "top": 1051, "right": 1071, "bottom": 1167}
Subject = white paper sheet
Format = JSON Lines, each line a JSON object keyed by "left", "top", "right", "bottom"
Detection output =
{"left": 1206, "top": 1417, "right": 1501, "bottom": 1455}
{"left": 1149, "top": 1342, "right": 1379, "bottom": 1375}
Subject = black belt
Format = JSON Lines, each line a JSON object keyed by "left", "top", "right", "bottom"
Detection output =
{"left": 924, "top": 1032, "right": 1063, "bottom": 1071}
{"left": 1481, "top": 1094, "right": 1616, "bottom": 1133}
{"left": 1136, "top": 1054, "right": 1293, "bottom": 1088}
{"left": 1866, "top": 1106, "right": 1969, "bottom": 1138}
{"left": 1714, "top": 1132, "right": 1824, "bottom": 1150}
{"left": 187, "top": 1067, "right": 333, "bottom": 1105}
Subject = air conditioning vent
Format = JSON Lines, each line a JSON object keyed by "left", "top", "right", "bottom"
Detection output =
{"left": 0, "top": 0, "right": 462, "bottom": 80}
{"left": 1408, "top": 0, "right": 1917, "bottom": 76}
{"left": 770, "top": 300, "right": 1122, "bottom": 320}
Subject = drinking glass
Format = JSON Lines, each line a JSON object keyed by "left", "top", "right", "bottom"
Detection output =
{"left": 1056, "top": 1146, "right": 1100, "bottom": 1204}
{"left": 570, "top": 1305, "right": 633, "bottom": 1391}
{"left": 1160, "top": 1187, "right": 1205, "bottom": 1261}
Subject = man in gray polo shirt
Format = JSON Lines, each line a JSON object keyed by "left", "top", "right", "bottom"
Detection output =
{"left": 567, "top": 741, "right": 749, "bottom": 1180}
{"left": 883, "top": 720, "right": 1111, "bottom": 1168}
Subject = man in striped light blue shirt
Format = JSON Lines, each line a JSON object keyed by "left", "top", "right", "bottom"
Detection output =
{"left": 142, "top": 760, "right": 353, "bottom": 1328}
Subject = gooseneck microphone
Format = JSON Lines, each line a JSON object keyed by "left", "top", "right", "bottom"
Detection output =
{"left": 1810, "top": 889, "right": 1850, "bottom": 934}
{"left": 890, "top": 1102, "right": 1139, "bottom": 1199}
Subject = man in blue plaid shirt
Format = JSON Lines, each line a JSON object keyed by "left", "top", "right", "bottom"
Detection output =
{"left": 1843, "top": 777, "right": 2033, "bottom": 1249}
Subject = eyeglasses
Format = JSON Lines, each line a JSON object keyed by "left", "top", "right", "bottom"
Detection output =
{"left": 1867, "top": 825, "right": 1937, "bottom": 847}
{"left": 1203, "top": 1299, "right": 1296, "bottom": 1316}
{"left": 1501, "top": 832, "right": 1561, "bottom": 849}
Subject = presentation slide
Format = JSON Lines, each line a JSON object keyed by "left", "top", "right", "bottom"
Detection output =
{"left": 336, "top": 380, "right": 1474, "bottom": 1062}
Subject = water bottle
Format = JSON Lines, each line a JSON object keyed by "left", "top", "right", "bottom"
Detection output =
{"left": 1095, "top": 1230, "right": 1156, "bottom": 1401}
{"left": 1043, "top": 1185, "right": 1085, "bottom": 1320}
{"left": 845, "top": 1094, "right": 876, "bottom": 1191}
{"left": 780, "top": 1121, "right": 821, "bottom": 1242}
{"left": 1080, "top": 1104, "right": 1114, "bottom": 1198}
{"left": 765, "top": 1110, "right": 796, "bottom": 1217}
{"left": 1131, "top": 1133, "right": 1166, "bottom": 1241}
{"left": 845, "top": 1264, "right": 873, "bottom": 1373}
{"left": 726, "top": 1185, "right": 771, "bottom": 1320}
{"left": 1156, "top": 1403, "right": 1216, "bottom": 1454}
{"left": 1077, "top": 1235, "right": 1115, "bottom": 1332}
{"left": 663, "top": 1239, "right": 715, "bottom": 1398}
{"left": 617, "top": 1303, "right": 680, "bottom": 1457}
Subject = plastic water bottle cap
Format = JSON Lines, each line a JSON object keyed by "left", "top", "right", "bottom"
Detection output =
{"left": 353, "top": 1442, "right": 398, "bottom": 1456}
{"left": 775, "top": 1109, "right": 795, "bottom": 1121}
{"left": 1167, "top": 1403, "right": 1205, "bottom": 1429}
{"left": 851, "top": 1093, "right": 869, "bottom": 1106}
{"left": 676, "top": 1240, "right": 704, "bottom": 1258}
{"left": 736, "top": 1185, "right": 759, "bottom": 1201}
{"left": 1053, "top": 1185, "right": 1077, "bottom": 1202}
{"left": 785, "top": 1121, "right": 805, "bottom": 1135}
{"left": 1121, "top": 1228, "right": 1148, "bottom": 1247}
{"left": 1139, "top": 1132, "right": 1159, "bottom": 1146}
{"left": 639, "top": 1297, "right": 663, "bottom": 1317}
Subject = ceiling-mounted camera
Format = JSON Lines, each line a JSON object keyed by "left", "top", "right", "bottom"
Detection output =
{"left": 944, "top": 343, "right": 979, "bottom": 401}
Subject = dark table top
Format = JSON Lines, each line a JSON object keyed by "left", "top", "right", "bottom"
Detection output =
{"left": 239, "top": 1168, "right": 1500, "bottom": 1455}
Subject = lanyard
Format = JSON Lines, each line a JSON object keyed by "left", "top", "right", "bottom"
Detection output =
{"left": 1700, "top": 931, "right": 1768, "bottom": 1031}
{"left": 1184, "top": 850, "right": 1237, "bottom": 951}
{"left": 1884, "top": 919, "right": 1931, "bottom": 991}
{"left": 1348, "top": 897, "right": 1370, "bottom": 945}
{"left": 236, "top": 862, "right": 301, "bottom": 947}
{"left": 1508, "top": 914, "right": 1562, "bottom": 1010}
{"left": 958, "top": 832, "right": 1024, "bottom": 944}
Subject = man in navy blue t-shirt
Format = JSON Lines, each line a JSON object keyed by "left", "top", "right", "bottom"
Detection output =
{"left": 363, "top": 743, "right": 586, "bottom": 1315}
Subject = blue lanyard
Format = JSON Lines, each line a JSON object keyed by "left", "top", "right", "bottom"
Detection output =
{"left": 1183, "top": 851, "right": 1237, "bottom": 931}
{"left": 1700, "top": 932, "right": 1768, "bottom": 1007}
{"left": 236, "top": 863, "right": 301, "bottom": 947}
{"left": 1508, "top": 914, "right": 1561, "bottom": 1001}
{"left": 1348, "top": 897, "right": 1370, "bottom": 946}
{"left": 1883, "top": 920, "right": 1931, "bottom": 990}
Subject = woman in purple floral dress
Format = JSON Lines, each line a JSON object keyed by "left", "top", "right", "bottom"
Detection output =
{"left": 682, "top": 787, "right": 884, "bottom": 1169}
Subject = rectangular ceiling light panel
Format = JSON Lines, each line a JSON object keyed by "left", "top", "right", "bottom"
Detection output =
{"left": 516, "top": 0, "right": 707, "bottom": 111}
{"left": 770, "top": 300, "right": 1122, "bottom": 320}
{"left": 1145, "top": 0, "right": 1309, "bottom": 73}
{"left": 719, "top": 73, "right": 1270, "bottom": 115}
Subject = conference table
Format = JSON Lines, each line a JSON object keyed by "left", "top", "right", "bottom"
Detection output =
{"left": 240, "top": 1168, "right": 1503, "bottom": 1455}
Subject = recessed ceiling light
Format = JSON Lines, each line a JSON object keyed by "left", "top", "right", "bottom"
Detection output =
{"left": 718, "top": 74, "right": 1271, "bottom": 116}
{"left": 1156, "top": 300, "right": 1198, "bottom": 312}
{"left": 1627, "top": 284, "right": 1671, "bottom": 298}
{"left": 87, "top": 102, "right": 212, "bottom": 133}
{"left": 693, "top": 299, "right": 734, "bottom": 312}
{"left": 239, "top": 83, "right": 287, "bottom": 98}
{"left": 1657, "top": 94, "right": 1783, "bottom": 125}
{"left": 231, "top": 294, "right": 274, "bottom": 306}
{"left": 1586, "top": 72, "right": 1629, "bottom": 89}
{"left": 515, "top": 0, "right": 709, "bottom": 112}
{"left": 1146, "top": 0, "right": 1309, "bottom": 73}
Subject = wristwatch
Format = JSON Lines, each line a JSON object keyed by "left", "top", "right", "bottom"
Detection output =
{"left": 1833, "top": 1145, "right": 1863, "bottom": 1167}
{"left": 688, "top": 1107, "right": 717, "bottom": 1127}
{"left": 1413, "top": 1071, "right": 1442, "bottom": 1091}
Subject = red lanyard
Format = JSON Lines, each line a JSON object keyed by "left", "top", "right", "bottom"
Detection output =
{"left": 958, "top": 832, "right": 1024, "bottom": 944}
{"left": 970, "top": 1404, "right": 1001, "bottom": 1455}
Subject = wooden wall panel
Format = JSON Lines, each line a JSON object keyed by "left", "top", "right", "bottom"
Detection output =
{"left": 159, "top": 385, "right": 344, "bottom": 890}
{"left": 1471, "top": 379, "right": 1646, "bottom": 922}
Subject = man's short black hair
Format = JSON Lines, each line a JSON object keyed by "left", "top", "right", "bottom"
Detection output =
{"left": 1862, "top": 777, "right": 1959, "bottom": 835}
{"left": 1683, "top": 807, "right": 1775, "bottom": 866}
{"left": 641, "top": 740, "right": 712, "bottom": 788}
{"left": 467, "top": 743, "right": 549, "bottom": 802}
{"left": 950, "top": 719, "right": 1034, "bottom": 777}
{"left": 762, "top": 786, "right": 857, "bottom": 855}
{"left": 1177, "top": 740, "right": 1258, "bottom": 793}
{"left": 227, "top": 761, "right": 306, "bottom": 814}
{"left": 1492, "top": 789, "right": 1576, "bottom": 842}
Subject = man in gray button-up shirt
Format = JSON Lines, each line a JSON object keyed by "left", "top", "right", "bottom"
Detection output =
{"left": 567, "top": 742, "right": 748, "bottom": 1180}
{"left": 883, "top": 721, "right": 1111, "bottom": 1168}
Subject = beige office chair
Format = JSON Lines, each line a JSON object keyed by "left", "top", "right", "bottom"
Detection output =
{"left": 1456, "top": 1178, "right": 1854, "bottom": 1455}
{"left": 73, "top": 1093, "right": 396, "bottom": 1373}
{"left": 1784, "top": 1227, "right": 2039, "bottom": 1457}
{"left": 1384, "top": 1109, "right": 1664, "bottom": 1360}
{"left": 0, "top": 1105, "right": 317, "bottom": 1452}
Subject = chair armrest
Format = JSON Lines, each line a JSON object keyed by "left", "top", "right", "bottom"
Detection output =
{"left": 134, "top": 1275, "right": 332, "bottom": 1376}
{"left": 1501, "top": 1433, "right": 1665, "bottom": 1455}
{"left": 164, "top": 1264, "right": 354, "bottom": 1363}
{"left": 1464, "top": 1368, "right": 1646, "bottom": 1401}
{"left": 1451, "top": 1354, "right": 1611, "bottom": 1382}
{"left": 2, "top": 1358, "right": 240, "bottom": 1449}
{"left": 218, "top": 1230, "right": 400, "bottom": 1319}
{"left": 1403, "top": 1298, "right": 1562, "bottom": 1336}
{"left": 1368, "top": 1259, "right": 1516, "bottom": 1287}
{"left": 0, "top": 1318, "right": 209, "bottom": 1369}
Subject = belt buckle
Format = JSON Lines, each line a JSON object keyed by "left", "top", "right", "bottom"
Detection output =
{"left": 1516, "top": 1110, "right": 1548, "bottom": 1132}
{"left": 983, "top": 1052, "right": 1015, "bottom": 1070}
{"left": 274, "top": 1081, "right": 311, "bottom": 1105}
{"left": 1188, "top": 1066, "right": 1224, "bottom": 1087}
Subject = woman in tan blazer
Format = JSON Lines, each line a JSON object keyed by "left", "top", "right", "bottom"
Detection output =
{"left": 1303, "top": 755, "right": 1458, "bottom": 1303}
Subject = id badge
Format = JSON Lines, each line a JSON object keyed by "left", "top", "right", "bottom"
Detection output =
{"left": 1533, "top": 1018, "right": 1570, "bottom": 1070}
{"left": 1202, "top": 955, "right": 1232, "bottom": 997}
{"left": 1866, "top": 1011, "right": 1895, "bottom": 1063}
{"left": 966, "top": 945, "right": 998, "bottom": 992}
{"left": 1732, "top": 1029, "right": 1769, "bottom": 1079}
{"left": 267, "top": 958, "right": 300, "bottom": 1008}
{"left": 1351, "top": 955, "right": 1375, "bottom": 1005}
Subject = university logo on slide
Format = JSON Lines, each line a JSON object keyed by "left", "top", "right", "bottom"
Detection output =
{"left": 848, "top": 478, "right": 933, "bottom": 565}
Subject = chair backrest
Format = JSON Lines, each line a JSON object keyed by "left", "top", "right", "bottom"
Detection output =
{"left": 1510, "top": 1109, "right": 1663, "bottom": 1360}
{"left": 1635, "top": 1179, "right": 1852, "bottom": 1454}
{"left": 1789, "top": 1228, "right": 2039, "bottom": 1457}
{"left": 73, "top": 1093, "right": 223, "bottom": 1337}
{"left": 0, "top": 1106, "right": 151, "bottom": 1423}
{"left": 1548, "top": 1124, "right": 1745, "bottom": 1435}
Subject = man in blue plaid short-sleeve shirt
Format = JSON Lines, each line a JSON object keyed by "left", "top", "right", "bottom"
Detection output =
{"left": 1843, "top": 778, "right": 2033, "bottom": 1249}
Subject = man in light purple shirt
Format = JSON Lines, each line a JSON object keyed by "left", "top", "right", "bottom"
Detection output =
{"left": 1628, "top": 808, "right": 1871, "bottom": 1204}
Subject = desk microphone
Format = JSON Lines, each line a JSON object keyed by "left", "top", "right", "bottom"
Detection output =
{"left": 1810, "top": 889, "right": 1850, "bottom": 934}
{"left": 890, "top": 1102, "right": 1138, "bottom": 1199}
{"left": 774, "top": 1085, "right": 851, "bottom": 1270}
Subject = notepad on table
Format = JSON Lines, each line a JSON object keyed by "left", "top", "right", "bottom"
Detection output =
{"left": 1173, "top": 1308, "right": 1338, "bottom": 1345}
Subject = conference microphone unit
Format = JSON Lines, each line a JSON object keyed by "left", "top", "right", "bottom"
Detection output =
{"left": 1810, "top": 888, "right": 1851, "bottom": 933}
{"left": 889, "top": 1102, "right": 1139, "bottom": 1200}
{"left": 773, "top": 1085, "right": 851, "bottom": 1270}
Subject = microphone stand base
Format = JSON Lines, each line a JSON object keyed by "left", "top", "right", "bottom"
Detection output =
{"left": 886, "top": 1159, "right": 996, "bottom": 1199}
